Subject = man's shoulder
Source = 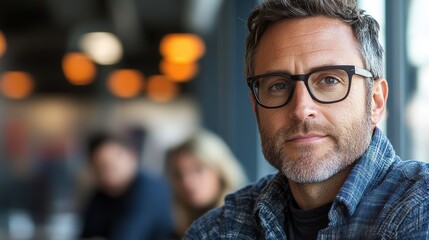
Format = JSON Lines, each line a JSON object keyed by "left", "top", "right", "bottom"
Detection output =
{"left": 225, "top": 173, "right": 277, "bottom": 205}
{"left": 385, "top": 159, "right": 429, "bottom": 202}
{"left": 365, "top": 160, "right": 429, "bottom": 238}
{"left": 371, "top": 159, "right": 429, "bottom": 202}
{"left": 393, "top": 159, "right": 429, "bottom": 181}
{"left": 184, "top": 174, "right": 277, "bottom": 239}
{"left": 384, "top": 159, "right": 429, "bottom": 192}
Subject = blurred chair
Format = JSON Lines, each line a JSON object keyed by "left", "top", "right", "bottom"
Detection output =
{"left": 165, "top": 130, "right": 247, "bottom": 238}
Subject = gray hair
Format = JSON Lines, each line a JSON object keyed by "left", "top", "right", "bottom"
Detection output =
{"left": 245, "top": 0, "right": 384, "bottom": 80}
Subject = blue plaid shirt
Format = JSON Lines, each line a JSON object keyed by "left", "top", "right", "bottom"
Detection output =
{"left": 184, "top": 129, "right": 429, "bottom": 239}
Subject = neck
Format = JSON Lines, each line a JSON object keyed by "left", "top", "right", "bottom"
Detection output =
{"left": 288, "top": 164, "right": 354, "bottom": 210}
{"left": 104, "top": 172, "right": 137, "bottom": 197}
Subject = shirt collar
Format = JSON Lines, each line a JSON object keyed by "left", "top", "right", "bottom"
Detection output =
{"left": 332, "top": 127, "right": 397, "bottom": 219}
{"left": 253, "top": 173, "right": 289, "bottom": 237}
{"left": 253, "top": 173, "right": 289, "bottom": 217}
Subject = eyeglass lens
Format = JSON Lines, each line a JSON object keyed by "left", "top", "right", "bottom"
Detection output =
{"left": 254, "top": 68, "right": 350, "bottom": 107}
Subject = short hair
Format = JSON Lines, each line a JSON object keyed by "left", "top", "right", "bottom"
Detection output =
{"left": 245, "top": 0, "right": 384, "bottom": 80}
{"left": 87, "top": 132, "right": 133, "bottom": 161}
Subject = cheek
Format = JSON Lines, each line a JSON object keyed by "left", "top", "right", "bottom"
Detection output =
{"left": 193, "top": 169, "right": 221, "bottom": 198}
{"left": 98, "top": 157, "right": 135, "bottom": 185}
{"left": 323, "top": 91, "right": 367, "bottom": 127}
{"left": 195, "top": 170, "right": 222, "bottom": 205}
{"left": 257, "top": 107, "right": 287, "bottom": 132}
{"left": 173, "top": 174, "right": 189, "bottom": 193}
{"left": 202, "top": 170, "right": 221, "bottom": 193}
{"left": 95, "top": 161, "right": 114, "bottom": 179}
{"left": 343, "top": 88, "right": 369, "bottom": 116}
{"left": 186, "top": 169, "right": 219, "bottom": 191}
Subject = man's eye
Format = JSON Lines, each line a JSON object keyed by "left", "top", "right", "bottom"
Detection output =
{"left": 269, "top": 82, "right": 287, "bottom": 91}
{"left": 320, "top": 77, "right": 340, "bottom": 85}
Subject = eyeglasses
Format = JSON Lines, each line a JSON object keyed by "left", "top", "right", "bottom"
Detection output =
{"left": 247, "top": 65, "right": 373, "bottom": 109}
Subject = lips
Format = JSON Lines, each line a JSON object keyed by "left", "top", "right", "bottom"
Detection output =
{"left": 286, "top": 134, "right": 327, "bottom": 142}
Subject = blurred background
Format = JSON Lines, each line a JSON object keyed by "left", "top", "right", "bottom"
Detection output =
{"left": 0, "top": 0, "right": 428, "bottom": 239}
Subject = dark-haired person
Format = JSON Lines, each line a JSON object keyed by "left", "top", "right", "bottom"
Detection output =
{"left": 185, "top": 0, "right": 429, "bottom": 239}
{"left": 80, "top": 133, "right": 173, "bottom": 240}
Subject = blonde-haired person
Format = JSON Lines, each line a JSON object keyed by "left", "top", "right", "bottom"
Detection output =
{"left": 165, "top": 130, "right": 247, "bottom": 238}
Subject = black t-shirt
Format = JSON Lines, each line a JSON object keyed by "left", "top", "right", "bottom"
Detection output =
{"left": 286, "top": 198, "right": 332, "bottom": 240}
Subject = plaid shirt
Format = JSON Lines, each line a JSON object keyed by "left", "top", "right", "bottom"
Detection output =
{"left": 184, "top": 128, "right": 429, "bottom": 239}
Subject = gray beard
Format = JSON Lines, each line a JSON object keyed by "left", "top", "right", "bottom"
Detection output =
{"left": 258, "top": 112, "right": 372, "bottom": 184}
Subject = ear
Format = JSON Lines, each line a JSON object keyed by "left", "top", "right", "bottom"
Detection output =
{"left": 371, "top": 78, "right": 388, "bottom": 128}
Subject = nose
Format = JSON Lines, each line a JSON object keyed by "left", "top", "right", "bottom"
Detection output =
{"left": 287, "top": 82, "right": 318, "bottom": 121}
{"left": 180, "top": 171, "right": 198, "bottom": 190}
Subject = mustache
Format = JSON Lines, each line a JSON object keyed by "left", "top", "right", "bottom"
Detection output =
{"left": 274, "top": 120, "right": 337, "bottom": 144}
{"left": 277, "top": 120, "right": 336, "bottom": 138}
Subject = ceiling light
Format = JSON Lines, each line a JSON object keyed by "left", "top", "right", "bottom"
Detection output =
{"left": 79, "top": 32, "right": 123, "bottom": 65}
{"left": 0, "top": 71, "right": 34, "bottom": 100}
{"left": 147, "top": 75, "right": 179, "bottom": 102}
{"left": 62, "top": 52, "right": 96, "bottom": 85}
{"left": 159, "top": 60, "right": 198, "bottom": 82}
{"left": 0, "top": 31, "right": 6, "bottom": 57}
{"left": 160, "top": 34, "right": 205, "bottom": 63}
{"left": 107, "top": 69, "right": 144, "bottom": 98}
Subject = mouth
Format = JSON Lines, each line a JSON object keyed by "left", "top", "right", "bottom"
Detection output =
{"left": 286, "top": 134, "right": 327, "bottom": 143}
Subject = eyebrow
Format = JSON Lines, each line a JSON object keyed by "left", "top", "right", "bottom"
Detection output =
{"left": 255, "top": 63, "right": 345, "bottom": 76}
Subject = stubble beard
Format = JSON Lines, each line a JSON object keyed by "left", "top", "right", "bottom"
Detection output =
{"left": 257, "top": 109, "right": 373, "bottom": 184}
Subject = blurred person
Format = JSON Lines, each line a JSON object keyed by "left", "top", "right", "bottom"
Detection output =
{"left": 80, "top": 132, "right": 173, "bottom": 240}
{"left": 165, "top": 130, "right": 247, "bottom": 238}
{"left": 185, "top": 0, "right": 429, "bottom": 239}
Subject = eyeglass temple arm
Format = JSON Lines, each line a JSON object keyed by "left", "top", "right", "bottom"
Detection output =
{"left": 355, "top": 67, "right": 373, "bottom": 78}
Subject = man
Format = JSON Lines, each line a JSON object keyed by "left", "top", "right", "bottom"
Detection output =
{"left": 185, "top": 0, "right": 429, "bottom": 239}
{"left": 80, "top": 133, "right": 173, "bottom": 240}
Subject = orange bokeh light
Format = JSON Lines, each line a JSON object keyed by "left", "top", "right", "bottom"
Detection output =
{"left": 160, "top": 34, "right": 205, "bottom": 63}
{"left": 0, "top": 32, "right": 7, "bottom": 57}
{"left": 107, "top": 69, "right": 144, "bottom": 98}
{"left": 62, "top": 52, "right": 96, "bottom": 85}
{"left": 159, "top": 60, "right": 198, "bottom": 82}
{"left": 147, "top": 75, "right": 179, "bottom": 102}
{"left": 0, "top": 71, "right": 34, "bottom": 99}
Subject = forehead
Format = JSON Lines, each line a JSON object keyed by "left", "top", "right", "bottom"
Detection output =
{"left": 93, "top": 142, "right": 125, "bottom": 159}
{"left": 254, "top": 16, "right": 363, "bottom": 75}
{"left": 171, "top": 151, "right": 200, "bottom": 165}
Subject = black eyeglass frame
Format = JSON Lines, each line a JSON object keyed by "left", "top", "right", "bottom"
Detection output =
{"left": 247, "top": 65, "right": 373, "bottom": 109}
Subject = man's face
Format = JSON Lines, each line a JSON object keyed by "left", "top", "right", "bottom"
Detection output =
{"left": 92, "top": 141, "right": 137, "bottom": 195}
{"left": 252, "top": 16, "right": 373, "bottom": 184}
